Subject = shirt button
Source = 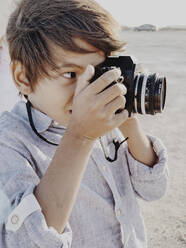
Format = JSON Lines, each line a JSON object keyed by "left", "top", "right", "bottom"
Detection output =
{"left": 116, "top": 208, "right": 121, "bottom": 217}
{"left": 103, "top": 165, "right": 107, "bottom": 171}
{"left": 11, "top": 215, "right": 19, "bottom": 225}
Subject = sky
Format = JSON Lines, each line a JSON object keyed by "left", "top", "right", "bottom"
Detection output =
{"left": 97, "top": 0, "right": 186, "bottom": 28}
{"left": 0, "top": 0, "right": 186, "bottom": 37}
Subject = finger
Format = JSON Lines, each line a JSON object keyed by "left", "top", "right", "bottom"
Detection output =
{"left": 104, "top": 95, "right": 126, "bottom": 116}
{"left": 89, "top": 68, "right": 121, "bottom": 94}
{"left": 110, "top": 109, "right": 129, "bottom": 127}
{"left": 96, "top": 83, "right": 127, "bottom": 107}
{"left": 74, "top": 64, "right": 95, "bottom": 97}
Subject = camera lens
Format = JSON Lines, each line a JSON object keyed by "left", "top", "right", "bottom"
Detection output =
{"left": 133, "top": 73, "right": 166, "bottom": 115}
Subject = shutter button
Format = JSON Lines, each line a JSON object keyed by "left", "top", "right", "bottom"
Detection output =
{"left": 11, "top": 215, "right": 19, "bottom": 224}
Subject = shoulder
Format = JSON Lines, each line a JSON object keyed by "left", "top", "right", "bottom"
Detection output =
{"left": 0, "top": 101, "right": 32, "bottom": 147}
{"left": 0, "top": 101, "right": 30, "bottom": 129}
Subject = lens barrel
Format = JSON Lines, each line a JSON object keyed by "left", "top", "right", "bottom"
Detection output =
{"left": 90, "top": 63, "right": 167, "bottom": 116}
{"left": 133, "top": 73, "right": 166, "bottom": 115}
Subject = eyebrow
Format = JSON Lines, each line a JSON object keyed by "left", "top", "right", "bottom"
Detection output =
{"left": 60, "top": 63, "right": 83, "bottom": 69}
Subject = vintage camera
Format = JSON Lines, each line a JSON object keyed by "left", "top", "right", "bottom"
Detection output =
{"left": 90, "top": 56, "right": 166, "bottom": 116}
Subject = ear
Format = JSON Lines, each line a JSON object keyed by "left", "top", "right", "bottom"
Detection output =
{"left": 11, "top": 61, "right": 32, "bottom": 95}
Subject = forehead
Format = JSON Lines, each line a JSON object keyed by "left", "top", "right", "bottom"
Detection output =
{"left": 51, "top": 38, "right": 105, "bottom": 68}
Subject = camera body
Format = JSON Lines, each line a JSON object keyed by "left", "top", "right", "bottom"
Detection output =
{"left": 90, "top": 56, "right": 166, "bottom": 116}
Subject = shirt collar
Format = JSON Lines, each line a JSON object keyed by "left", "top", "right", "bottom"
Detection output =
{"left": 12, "top": 101, "right": 66, "bottom": 133}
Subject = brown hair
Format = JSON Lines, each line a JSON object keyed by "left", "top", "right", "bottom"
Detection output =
{"left": 6, "top": 0, "right": 125, "bottom": 92}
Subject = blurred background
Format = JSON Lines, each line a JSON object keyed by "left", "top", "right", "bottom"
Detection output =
{"left": 0, "top": 1, "right": 186, "bottom": 247}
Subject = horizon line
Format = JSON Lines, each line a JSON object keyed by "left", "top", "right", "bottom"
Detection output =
{"left": 121, "top": 24, "right": 186, "bottom": 28}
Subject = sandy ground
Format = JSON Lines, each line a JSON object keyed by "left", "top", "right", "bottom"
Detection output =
{"left": 121, "top": 31, "right": 186, "bottom": 248}
{"left": 0, "top": 4, "right": 186, "bottom": 247}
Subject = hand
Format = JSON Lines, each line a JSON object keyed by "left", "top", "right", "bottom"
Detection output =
{"left": 67, "top": 64, "right": 129, "bottom": 141}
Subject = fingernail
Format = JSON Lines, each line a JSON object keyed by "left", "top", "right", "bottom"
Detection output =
{"left": 86, "top": 64, "right": 93, "bottom": 72}
{"left": 116, "top": 68, "right": 121, "bottom": 75}
{"left": 124, "top": 109, "right": 128, "bottom": 116}
{"left": 86, "top": 65, "right": 94, "bottom": 75}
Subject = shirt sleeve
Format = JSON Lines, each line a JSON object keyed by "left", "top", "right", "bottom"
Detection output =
{"left": 125, "top": 134, "right": 169, "bottom": 201}
{"left": 0, "top": 144, "right": 72, "bottom": 248}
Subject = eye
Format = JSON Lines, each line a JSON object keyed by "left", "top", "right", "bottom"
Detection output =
{"left": 63, "top": 72, "right": 76, "bottom": 79}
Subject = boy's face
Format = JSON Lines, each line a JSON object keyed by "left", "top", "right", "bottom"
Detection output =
{"left": 27, "top": 39, "right": 106, "bottom": 127}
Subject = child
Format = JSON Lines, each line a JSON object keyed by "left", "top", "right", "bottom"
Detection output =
{"left": 0, "top": 0, "right": 168, "bottom": 247}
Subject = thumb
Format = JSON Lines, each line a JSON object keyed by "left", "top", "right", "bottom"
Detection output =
{"left": 74, "top": 64, "right": 95, "bottom": 97}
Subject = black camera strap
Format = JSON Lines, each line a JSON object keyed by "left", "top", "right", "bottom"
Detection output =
{"left": 99, "top": 137, "right": 129, "bottom": 162}
{"left": 26, "top": 100, "right": 129, "bottom": 162}
{"left": 26, "top": 101, "right": 58, "bottom": 146}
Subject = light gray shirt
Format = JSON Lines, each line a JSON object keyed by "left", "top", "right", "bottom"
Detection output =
{"left": 0, "top": 101, "right": 168, "bottom": 248}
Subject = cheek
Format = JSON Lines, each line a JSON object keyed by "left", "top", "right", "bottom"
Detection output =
{"left": 55, "top": 84, "right": 76, "bottom": 105}
{"left": 65, "top": 84, "right": 76, "bottom": 103}
{"left": 39, "top": 78, "right": 76, "bottom": 106}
